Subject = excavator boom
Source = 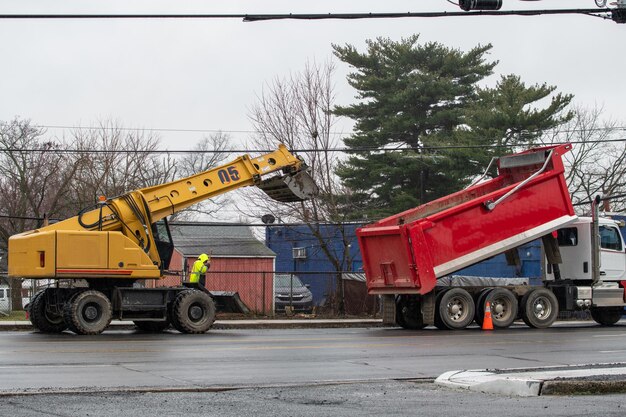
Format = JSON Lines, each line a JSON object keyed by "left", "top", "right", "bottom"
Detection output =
{"left": 8, "top": 144, "right": 317, "bottom": 280}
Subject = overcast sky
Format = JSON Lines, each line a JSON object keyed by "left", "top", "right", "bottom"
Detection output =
{"left": 0, "top": 0, "right": 624, "bottom": 151}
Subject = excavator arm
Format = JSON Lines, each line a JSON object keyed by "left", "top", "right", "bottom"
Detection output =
{"left": 8, "top": 144, "right": 316, "bottom": 280}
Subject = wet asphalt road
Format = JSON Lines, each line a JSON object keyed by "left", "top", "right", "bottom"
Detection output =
{"left": 0, "top": 322, "right": 625, "bottom": 393}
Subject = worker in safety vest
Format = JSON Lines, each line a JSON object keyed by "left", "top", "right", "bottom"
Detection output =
{"left": 189, "top": 253, "right": 211, "bottom": 287}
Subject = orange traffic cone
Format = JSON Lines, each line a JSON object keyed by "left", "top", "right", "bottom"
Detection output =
{"left": 482, "top": 301, "right": 494, "bottom": 331}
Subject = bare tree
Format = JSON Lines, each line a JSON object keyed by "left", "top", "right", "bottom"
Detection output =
{"left": 245, "top": 59, "right": 355, "bottom": 314}
{"left": 170, "top": 132, "right": 235, "bottom": 221}
{"left": 0, "top": 118, "right": 84, "bottom": 309}
{"left": 65, "top": 121, "right": 177, "bottom": 211}
{"left": 0, "top": 118, "right": 235, "bottom": 310}
{"left": 542, "top": 105, "right": 626, "bottom": 213}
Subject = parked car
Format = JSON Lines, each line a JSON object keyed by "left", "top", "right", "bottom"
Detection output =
{"left": 0, "top": 286, "right": 11, "bottom": 314}
{"left": 274, "top": 274, "right": 313, "bottom": 313}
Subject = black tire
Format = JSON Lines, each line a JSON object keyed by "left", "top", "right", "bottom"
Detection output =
{"left": 28, "top": 290, "right": 45, "bottom": 331}
{"left": 520, "top": 288, "right": 559, "bottom": 329}
{"left": 171, "top": 290, "right": 216, "bottom": 334}
{"left": 474, "top": 288, "right": 493, "bottom": 327}
{"left": 394, "top": 296, "right": 407, "bottom": 328}
{"left": 63, "top": 292, "right": 83, "bottom": 334}
{"left": 590, "top": 307, "right": 623, "bottom": 326}
{"left": 134, "top": 320, "right": 171, "bottom": 332}
{"left": 169, "top": 289, "right": 192, "bottom": 333}
{"left": 64, "top": 290, "right": 112, "bottom": 335}
{"left": 437, "top": 288, "right": 475, "bottom": 330}
{"left": 30, "top": 289, "right": 67, "bottom": 333}
{"left": 395, "top": 296, "right": 425, "bottom": 330}
{"left": 483, "top": 288, "right": 518, "bottom": 329}
{"left": 434, "top": 291, "right": 450, "bottom": 330}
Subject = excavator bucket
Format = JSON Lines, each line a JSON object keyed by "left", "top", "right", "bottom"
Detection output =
{"left": 258, "top": 169, "right": 318, "bottom": 203}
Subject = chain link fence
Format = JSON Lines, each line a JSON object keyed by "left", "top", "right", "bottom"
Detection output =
{"left": 7, "top": 272, "right": 381, "bottom": 318}
{"left": 0, "top": 285, "right": 11, "bottom": 317}
{"left": 153, "top": 270, "right": 380, "bottom": 317}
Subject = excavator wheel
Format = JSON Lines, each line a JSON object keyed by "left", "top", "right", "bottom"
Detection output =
{"left": 169, "top": 289, "right": 192, "bottom": 333}
{"left": 63, "top": 292, "right": 83, "bottom": 334}
{"left": 63, "top": 290, "right": 112, "bottom": 335}
{"left": 134, "top": 320, "right": 171, "bottom": 332}
{"left": 30, "top": 289, "right": 67, "bottom": 333}
{"left": 171, "top": 290, "right": 216, "bottom": 334}
{"left": 27, "top": 290, "right": 45, "bottom": 331}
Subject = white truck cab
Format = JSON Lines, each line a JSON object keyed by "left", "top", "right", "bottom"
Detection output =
{"left": 547, "top": 217, "right": 626, "bottom": 282}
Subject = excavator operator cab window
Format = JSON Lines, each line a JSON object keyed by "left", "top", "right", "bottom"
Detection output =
{"left": 152, "top": 218, "right": 175, "bottom": 271}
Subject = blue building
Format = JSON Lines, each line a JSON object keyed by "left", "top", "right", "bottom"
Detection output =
{"left": 265, "top": 223, "right": 362, "bottom": 306}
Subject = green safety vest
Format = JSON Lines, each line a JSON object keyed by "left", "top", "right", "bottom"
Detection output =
{"left": 189, "top": 259, "right": 208, "bottom": 283}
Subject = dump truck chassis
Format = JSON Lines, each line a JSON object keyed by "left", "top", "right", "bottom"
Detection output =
{"left": 390, "top": 282, "right": 624, "bottom": 331}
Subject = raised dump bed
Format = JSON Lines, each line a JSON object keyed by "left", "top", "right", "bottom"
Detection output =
{"left": 357, "top": 144, "right": 577, "bottom": 295}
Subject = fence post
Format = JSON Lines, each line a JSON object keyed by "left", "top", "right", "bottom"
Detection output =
{"left": 262, "top": 271, "right": 266, "bottom": 316}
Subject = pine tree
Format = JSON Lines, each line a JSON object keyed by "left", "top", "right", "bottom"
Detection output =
{"left": 333, "top": 35, "right": 572, "bottom": 220}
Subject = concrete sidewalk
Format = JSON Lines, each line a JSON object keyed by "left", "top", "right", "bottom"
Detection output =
{"left": 436, "top": 363, "right": 626, "bottom": 396}
{"left": 0, "top": 318, "right": 385, "bottom": 331}
{"left": 1, "top": 318, "right": 621, "bottom": 331}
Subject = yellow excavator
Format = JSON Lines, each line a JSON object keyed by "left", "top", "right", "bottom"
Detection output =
{"left": 8, "top": 144, "right": 316, "bottom": 335}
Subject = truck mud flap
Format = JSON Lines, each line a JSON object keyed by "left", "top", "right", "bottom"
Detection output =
{"left": 258, "top": 170, "right": 318, "bottom": 203}
{"left": 211, "top": 291, "right": 251, "bottom": 314}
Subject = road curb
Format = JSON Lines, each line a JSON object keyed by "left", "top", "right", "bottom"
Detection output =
{"left": 435, "top": 363, "right": 626, "bottom": 396}
{"left": 0, "top": 319, "right": 385, "bottom": 332}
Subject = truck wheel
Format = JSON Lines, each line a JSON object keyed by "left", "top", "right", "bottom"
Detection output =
{"left": 64, "top": 290, "right": 112, "bottom": 335}
{"left": 30, "top": 289, "right": 67, "bottom": 333}
{"left": 134, "top": 320, "right": 171, "bottom": 332}
{"left": 434, "top": 291, "right": 450, "bottom": 330}
{"left": 437, "top": 288, "right": 475, "bottom": 330}
{"left": 474, "top": 289, "right": 493, "bottom": 326}
{"left": 172, "top": 290, "right": 216, "bottom": 334}
{"left": 520, "top": 288, "right": 558, "bottom": 329}
{"left": 483, "top": 288, "right": 518, "bottom": 329}
{"left": 395, "top": 296, "right": 425, "bottom": 330}
{"left": 590, "top": 307, "right": 623, "bottom": 326}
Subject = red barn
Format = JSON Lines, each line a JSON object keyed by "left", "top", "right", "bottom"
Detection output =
{"left": 152, "top": 222, "right": 276, "bottom": 315}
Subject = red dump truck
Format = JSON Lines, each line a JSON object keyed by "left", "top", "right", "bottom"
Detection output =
{"left": 357, "top": 143, "right": 626, "bottom": 330}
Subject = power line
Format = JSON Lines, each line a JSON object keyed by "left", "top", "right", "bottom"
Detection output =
{"left": 0, "top": 9, "right": 616, "bottom": 22}
{"left": 2, "top": 138, "right": 626, "bottom": 154}
{"left": 34, "top": 124, "right": 626, "bottom": 137}
{"left": 0, "top": 214, "right": 368, "bottom": 227}
{"left": 35, "top": 124, "right": 349, "bottom": 137}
